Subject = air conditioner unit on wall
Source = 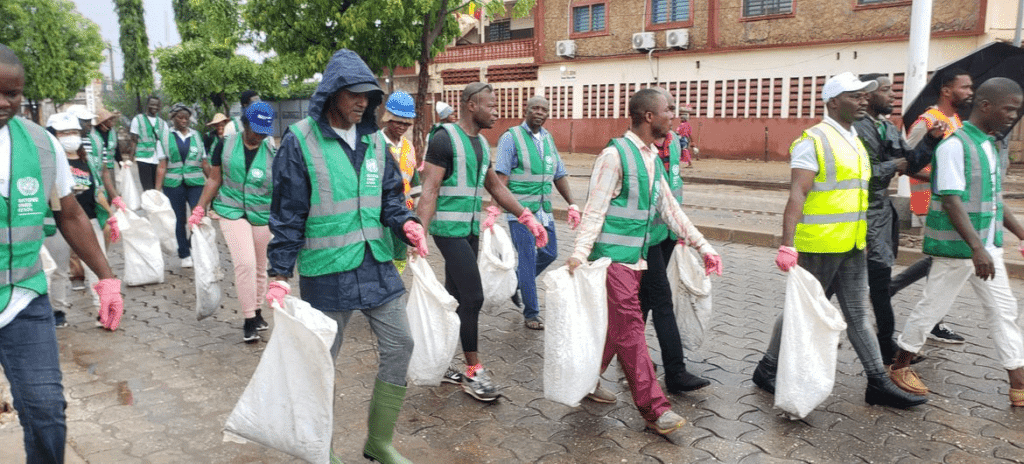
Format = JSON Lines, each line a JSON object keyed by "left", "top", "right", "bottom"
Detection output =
{"left": 632, "top": 32, "right": 655, "bottom": 51}
{"left": 556, "top": 40, "right": 576, "bottom": 58}
{"left": 666, "top": 29, "right": 689, "bottom": 49}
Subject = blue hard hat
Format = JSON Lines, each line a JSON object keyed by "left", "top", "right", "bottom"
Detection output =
{"left": 385, "top": 91, "right": 416, "bottom": 119}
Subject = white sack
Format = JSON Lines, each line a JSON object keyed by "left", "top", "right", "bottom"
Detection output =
{"left": 406, "top": 256, "right": 461, "bottom": 386}
{"left": 478, "top": 225, "right": 518, "bottom": 310}
{"left": 774, "top": 265, "right": 848, "bottom": 419}
{"left": 114, "top": 208, "right": 165, "bottom": 286}
{"left": 40, "top": 245, "right": 57, "bottom": 284}
{"left": 191, "top": 218, "right": 223, "bottom": 320}
{"left": 117, "top": 165, "right": 141, "bottom": 211}
{"left": 141, "top": 190, "right": 178, "bottom": 254}
{"left": 224, "top": 297, "right": 337, "bottom": 464}
{"left": 667, "top": 244, "right": 714, "bottom": 350}
{"left": 542, "top": 258, "right": 611, "bottom": 407}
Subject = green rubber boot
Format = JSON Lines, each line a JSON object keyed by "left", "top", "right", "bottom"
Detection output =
{"left": 362, "top": 378, "right": 412, "bottom": 464}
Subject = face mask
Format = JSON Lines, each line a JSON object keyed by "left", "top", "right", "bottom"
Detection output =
{"left": 58, "top": 135, "right": 82, "bottom": 152}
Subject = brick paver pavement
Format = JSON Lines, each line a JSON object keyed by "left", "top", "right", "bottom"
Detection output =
{"left": 3, "top": 217, "right": 1024, "bottom": 463}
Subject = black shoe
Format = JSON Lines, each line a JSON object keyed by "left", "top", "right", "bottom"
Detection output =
{"left": 254, "top": 309, "right": 269, "bottom": 331}
{"left": 243, "top": 318, "right": 261, "bottom": 343}
{"left": 510, "top": 289, "right": 523, "bottom": 310}
{"left": 54, "top": 310, "right": 68, "bottom": 328}
{"left": 752, "top": 358, "right": 776, "bottom": 394}
{"left": 666, "top": 371, "right": 711, "bottom": 393}
{"left": 865, "top": 376, "right": 928, "bottom": 409}
{"left": 929, "top": 324, "right": 965, "bottom": 344}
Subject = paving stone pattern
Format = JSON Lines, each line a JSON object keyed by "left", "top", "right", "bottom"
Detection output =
{"left": 3, "top": 219, "right": 1024, "bottom": 463}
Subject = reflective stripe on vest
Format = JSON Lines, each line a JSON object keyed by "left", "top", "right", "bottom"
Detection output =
{"left": 430, "top": 123, "right": 489, "bottom": 237}
{"left": 211, "top": 132, "right": 273, "bottom": 225}
{"left": 793, "top": 123, "right": 870, "bottom": 253}
{"left": 588, "top": 137, "right": 661, "bottom": 264}
{"left": 163, "top": 131, "right": 206, "bottom": 188}
{"left": 507, "top": 125, "right": 556, "bottom": 214}
{"left": 133, "top": 114, "right": 165, "bottom": 160}
{"left": 650, "top": 132, "right": 684, "bottom": 243}
{"left": 923, "top": 124, "right": 1002, "bottom": 259}
{"left": 290, "top": 117, "right": 393, "bottom": 276}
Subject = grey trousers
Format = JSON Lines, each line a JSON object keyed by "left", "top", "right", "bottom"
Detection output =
{"left": 319, "top": 294, "right": 414, "bottom": 386}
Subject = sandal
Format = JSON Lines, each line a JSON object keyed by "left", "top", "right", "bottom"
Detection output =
{"left": 1011, "top": 388, "right": 1024, "bottom": 407}
{"left": 524, "top": 317, "right": 544, "bottom": 330}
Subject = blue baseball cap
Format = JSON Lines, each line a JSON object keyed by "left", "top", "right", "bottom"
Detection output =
{"left": 245, "top": 101, "right": 275, "bottom": 135}
{"left": 385, "top": 91, "right": 416, "bottom": 120}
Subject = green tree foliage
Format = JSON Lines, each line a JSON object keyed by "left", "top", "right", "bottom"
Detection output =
{"left": 244, "top": 0, "right": 360, "bottom": 81}
{"left": 114, "top": 0, "right": 155, "bottom": 114}
{"left": 0, "top": 0, "right": 106, "bottom": 122}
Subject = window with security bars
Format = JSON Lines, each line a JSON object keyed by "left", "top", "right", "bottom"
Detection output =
{"left": 486, "top": 20, "right": 511, "bottom": 42}
{"left": 743, "top": 0, "right": 792, "bottom": 17}
{"left": 651, "top": 0, "right": 689, "bottom": 24}
{"left": 573, "top": 3, "right": 606, "bottom": 33}
{"left": 858, "top": 0, "right": 904, "bottom": 4}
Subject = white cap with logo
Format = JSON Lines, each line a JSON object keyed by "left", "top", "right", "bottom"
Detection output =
{"left": 821, "top": 72, "right": 879, "bottom": 102}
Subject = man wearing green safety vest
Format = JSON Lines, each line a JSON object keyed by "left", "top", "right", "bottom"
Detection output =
{"left": 888, "top": 77, "right": 1024, "bottom": 408}
{"left": 266, "top": 49, "right": 428, "bottom": 464}
{"left": 491, "top": 95, "right": 579, "bottom": 331}
{"left": 566, "top": 88, "right": 721, "bottom": 438}
{"left": 0, "top": 43, "right": 124, "bottom": 464}
{"left": 158, "top": 103, "right": 207, "bottom": 268}
{"left": 128, "top": 95, "right": 168, "bottom": 191}
{"left": 754, "top": 72, "right": 927, "bottom": 410}
{"left": 417, "top": 82, "right": 549, "bottom": 403}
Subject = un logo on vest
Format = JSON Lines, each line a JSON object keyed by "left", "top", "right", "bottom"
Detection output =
{"left": 672, "top": 165, "right": 680, "bottom": 176}
{"left": 189, "top": 146, "right": 198, "bottom": 154}
{"left": 366, "top": 158, "right": 379, "bottom": 173}
{"left": 251, "top": 168, "right": 265, "bottom": 179}
{"left": 17, "top": 177, "right": 39, "bottom": 196}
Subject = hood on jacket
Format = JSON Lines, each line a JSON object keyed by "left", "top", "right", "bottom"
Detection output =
{"left": 308, "top": 49, "right": 384, "bottom": 132}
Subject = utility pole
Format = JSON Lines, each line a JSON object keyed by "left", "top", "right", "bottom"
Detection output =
{"left": 1015, "top": 0, "right": 1023, "bottom": 47}
{"left": 898, "top": 0, "right": 933, "bottom": 197}
{"left": 108, "top": 42, "right": 116, "bottom": 83}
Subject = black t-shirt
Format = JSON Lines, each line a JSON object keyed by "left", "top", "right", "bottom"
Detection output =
{"left": 424, "top": 128, "right": 486, "bottom": 181}
{"left": 68, "top": 157, "right": 97, "bottom": 219}
{"left": 203, "top": 132, "right": 222, "bottom": 154}
{"left": 210, "top": 138, "right": 259, "bottom": 172}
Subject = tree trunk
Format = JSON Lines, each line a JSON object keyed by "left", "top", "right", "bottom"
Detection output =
{"left": 27, "top": 100, "right": 40, "bottom": 124}
{"left": 412, "top": 1, "right": 451, "bottom": 156}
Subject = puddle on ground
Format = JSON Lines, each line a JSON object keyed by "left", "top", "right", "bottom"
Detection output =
{"left": 117, "top": 381, "right": 133, "bottom": 406}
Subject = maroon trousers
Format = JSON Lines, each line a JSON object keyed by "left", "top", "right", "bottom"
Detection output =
{"left": 601, "top": 263, "right": 672, "bottom": 422}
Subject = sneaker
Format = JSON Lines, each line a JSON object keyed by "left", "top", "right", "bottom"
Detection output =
{"left": 243, "top": 318, "right": 261, "bottom": 343}
{"left": 888, "top": 366, "right": 929, "bottom": 395}
{"left": 928, "top": 324, "right": 965, "bottom": 344}
{"left": 462, "top": 367, "right": 500, "bottom": 402}
{"left": 585, "top": 384, "right": 617, "bottom": 404}
{"left": 646, "top": 410, "right": 686, "bottom": 435}
{"left": 71, "top": 279, "right": 86, "bottom": 291}
{"left": 54, "top": 310, "right": 68, "bottom": 328}
{"left": 442, "top": 364, "right": 463, "bottom": 384}
{"left": 254, "top": 310, "right": 269, "bottom": 331}
{"left": 181, "top": 257, "right": 193, "bottom": 269}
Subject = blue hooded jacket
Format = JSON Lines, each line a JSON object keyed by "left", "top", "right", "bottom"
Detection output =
{"left": 267, "top": 49, "right": 417, "bottom": 311}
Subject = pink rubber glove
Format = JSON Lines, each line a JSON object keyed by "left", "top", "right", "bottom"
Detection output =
{"left": 703, "top": 253, "right": 723, "bottom": 276}
{"left": 480, "top": 205, "right": 501, "bottom": 232}
{"left": 567, "top": 204, "right": 581, "bottom": 230}
{"left": 187, "top": 206, "right": 205, "bottom": 230}
{"left": 403, "top": 221, "right": 429, "bottom": 257}
{"left": 775, "top": 246, "right": 798, "bottom": 272}
{"left": 266, "top": 281, "right": 290, "bottom": 308}
{"left": 106, "top": 216, "right": 121, "bottom": 243}
{"left": 111, "top": 196, "right": 128, "bottom": 212}
{"left": 1018, "top": 241, "right": 1024, "bottom": 260}
{"left": 94, "top": 278, "right": 123, "bottom": 331}
{"left": 518, "top": 208, "right": 549, "bottom": 248}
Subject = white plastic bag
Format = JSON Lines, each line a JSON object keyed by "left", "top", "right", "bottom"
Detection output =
{"left": 542, "top": 258, "right": 611, "bottom": 407}
{"left": 667, "top": 244, "right": 714, "bottom": 350}
{"left": 117, "top": 165, "right": 141, "bottom": 211}
{"left": 40, "top": 245, "right": 57, "bottom": 283}
{"left": 774, "top": 266, "right": 848, "bottom": 419}
{"left": 478, "top": 225, "right": 518, "bottom": 310}
{"left": 406, "top": 256, "right": 461, "bottom": 386}
{"left": 114, "top": 208, "right": 165, "bottom": 286}
{"left": 141, "top": 190, "right": 178, "bottom": 254}
{"left": 191, "top": 218, "right": 223, "bottom": 320}
{"left": 224, "top": 297, "right": 338, "bottom": 464}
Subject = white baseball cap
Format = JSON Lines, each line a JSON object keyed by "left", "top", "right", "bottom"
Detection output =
{"left": 821, "top": 72, "right": 878, "bottom": 102}
{"left": 48, "top": 112, "right": 81, "bottom": 132}
{"left": 65, "top": 104, "right": 97, "bottom": 121}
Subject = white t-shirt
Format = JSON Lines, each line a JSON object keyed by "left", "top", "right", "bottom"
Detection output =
{"left": 790, "top": 116, "right": 862, "bottom": 173}
{"left": 129, "top": 115, "right": 168, "bottom": 163}
{"left": 0, "top": 124, "right": 76, "bottom": 329}
{"left": 933, "top": 136, "right": 999, "bottom": 251}
{"left": 333, "top": 125, "right": 358, "bottom": 151}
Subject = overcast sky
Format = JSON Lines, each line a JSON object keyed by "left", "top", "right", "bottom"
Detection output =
{"left": 72, "top": 0, "right": 182, "bottom": 80}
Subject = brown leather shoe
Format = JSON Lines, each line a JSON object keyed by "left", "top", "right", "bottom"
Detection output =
{"left": 888, "top": 366, "right": 929, "bottom": 395}
{"left": 585, "top": 384, "right": 616, "bottom": 404}
{"left": 646, "top": 410, "right": 686, "bottom": 435}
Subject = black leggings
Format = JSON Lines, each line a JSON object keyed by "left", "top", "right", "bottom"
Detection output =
{"left": 434, "top": 235, "right": 484, "bottom": 353}
{"left": 137, "top": 161, "right": 158, "bottom": 191}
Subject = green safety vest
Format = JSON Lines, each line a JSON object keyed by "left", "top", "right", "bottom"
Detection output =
{"left": 588, "top": 137, "right": 662, "bottom": 264}
{"left": 290, "top": 117, "right": 394, "bottom": 277}
{"left": 430, "top": 123, "right": 489, "bottom": 237}
{"left": 132, "top": 114, "right": 166, "bottom": 161}
{"left": 507, "top": 125, "right": 557, "bottom": 214}
{"left": 649, "top": 132, "right": 685, "bottom": 244}
{"left": 85, "top": 129, "right": 108, "bottom": 197}
{"left": 793, "top": 123, "right": 870, "bottom": 253}
{"left": 89, "top": 128, "right": 118, "bottom": 172}
{"left": 1, "top": 117, "right": 58, "bottom": 311}
{"left": 212, "top": 132, "right": 273, "bottom": 226}
{"left": 231, "top": 116, "right": 243, "bottom": 134}
{"left": 923, "top": 123, "right": 1003, "bottom": 259}
{"left": 162, "top": 130, "right": 206, "bottom": 188}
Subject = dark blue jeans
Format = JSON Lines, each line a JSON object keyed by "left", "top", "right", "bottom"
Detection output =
{"left": 508, "top": 219, "right": 558, "bottom": 319}
{"left": 163, "top": 183, "right": 204, "bottom": 259}
{"left": 0, "top": 295, "right": 66, "bottom": 463}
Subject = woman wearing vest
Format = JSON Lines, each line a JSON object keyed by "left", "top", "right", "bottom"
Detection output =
{"left": 190, "top": 101, "right": 275, "bottom": 343}
{"left": 93, "top": 107, "right": 122, "bottom": 173}
{"left": 129, "top": 95, "right": 169, "bottom": 191}
{"left": 157, "top": 103, "right": 207, "bottom": 268}
{"left": 889, "top": 78, "right": 1024, "bottom": 407}
{"left": 379, "top": 91, "right": 421, "bottom": 275}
